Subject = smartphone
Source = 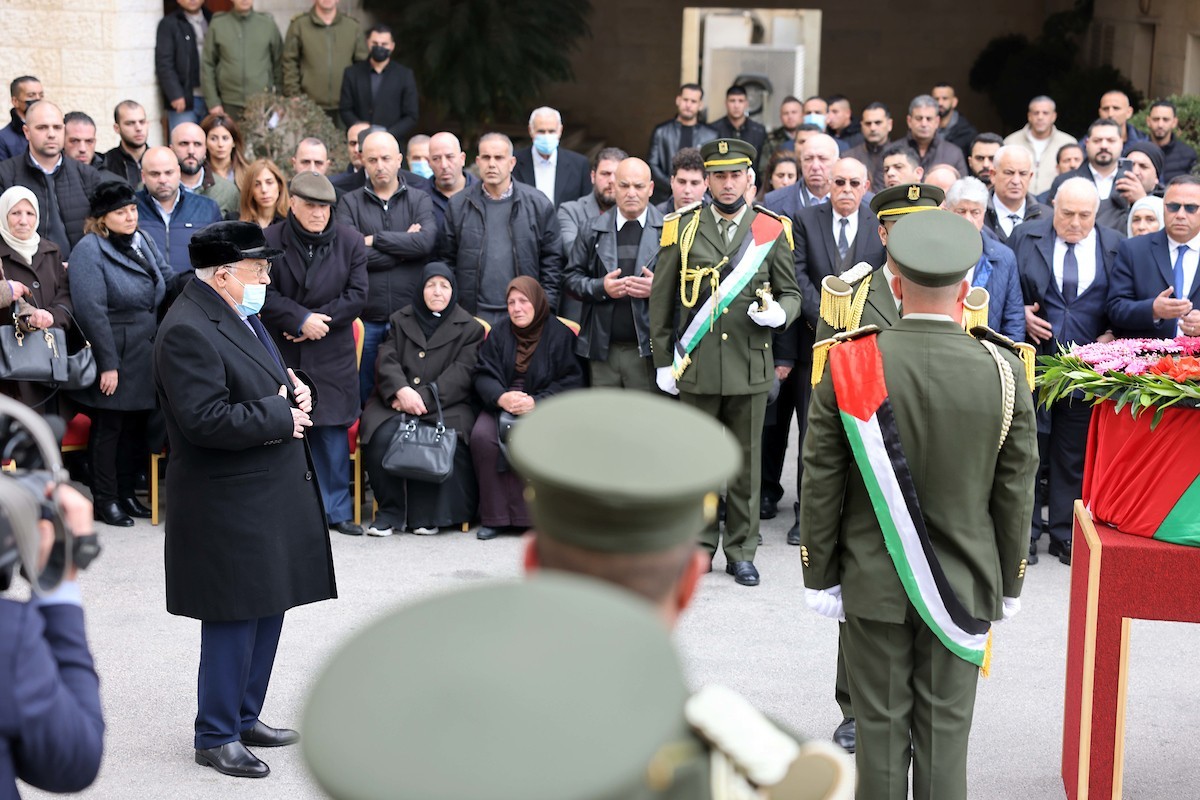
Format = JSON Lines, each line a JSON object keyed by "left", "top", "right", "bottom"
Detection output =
{"left": 1116, "top": 158, "right": 1134, "bottom": 182}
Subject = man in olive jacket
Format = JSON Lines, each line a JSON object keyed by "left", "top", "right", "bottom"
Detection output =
{"left": 202, "top": 0, "right": 283, "bottom": 121}
{"left": 648, "top": 139, "right": 800, "bottom": 587}
{"left": 282, "top": 1, "right": 367, "bottom": 121}
{"left": 801, "top": 210, "right": 1036, "bottom": 800}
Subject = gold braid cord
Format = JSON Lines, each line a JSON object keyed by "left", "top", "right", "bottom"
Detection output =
{"left": 846, "top": 274, "right": 873, "bottom": 332}
{"left": 980, "top": 341, "right": 1016, "bottom": 451}
{"left": 678, "top": 208, "right": 726, "bottom": 331}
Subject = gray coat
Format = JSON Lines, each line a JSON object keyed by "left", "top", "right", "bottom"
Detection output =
{"left": 556, "top": 191, "right": 604, "bottom": 322}
{"left": 68, "top": 231, "right": 169, "bottom": 410}
{"left": 563, "top": 206, "right": 663, "bottom": 360}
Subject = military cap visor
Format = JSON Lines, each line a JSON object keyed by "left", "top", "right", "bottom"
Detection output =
{"left": 702, "top": 138, "right": 757, "bottom": 172}
{"left": 188, "top": 220, "right": 284, "bottom": 269}
{"left": 303, "top": 576, "right": 691, "bottom": 800}
{"left": 508, "top": 389, "right": 741, "bottom": 553}
{"left": 887, "top": 209, "right": 982, "bottom": 287}
{"left": 870, "top": 182, "right": 945, "bottom": 219}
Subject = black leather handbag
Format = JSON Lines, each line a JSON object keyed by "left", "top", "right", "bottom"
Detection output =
{"left": 381, "top": 384, "right": 457, "bottom": 483}
{"left": 51, "top": 305, "right": 96, "bottom": 391}
{"left": 0, "top": 304, "right": 66, "bottom": 383}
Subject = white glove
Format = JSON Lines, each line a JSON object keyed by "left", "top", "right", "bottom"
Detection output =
{"left": 1001, "top": 596, "right": 1021, "bottom": 622}
{"left": 655, "top": 366, "right": 679, "bottom": 396}
{"left": 805, "top": 586, "right": 845, "bottom": 622}
{"left": 747, "top": 297, "right": 786, "bottom": 328}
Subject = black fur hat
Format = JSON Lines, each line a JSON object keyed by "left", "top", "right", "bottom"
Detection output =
{"left": 88, "top": 180, "right": 137, "bottom": 218}
{"left": 188, "top": 220, "right": 284, "bottom": 269}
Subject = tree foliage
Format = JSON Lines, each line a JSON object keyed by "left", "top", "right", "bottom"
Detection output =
{"left": 364, "top": 0, "right": 592, "bottom": 140}
{"left": 1132, "top": 94, "right": 1200, "bottom": 155}
{"left": 240, "top": 91, "right": 343, "bottom": 178}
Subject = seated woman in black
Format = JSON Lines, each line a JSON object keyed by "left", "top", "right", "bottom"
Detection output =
{"left": 471, "top": 276, "right": 582, "bottom": 540}
{"left": 360, "top": 263, "right": 484, "bottom": 536}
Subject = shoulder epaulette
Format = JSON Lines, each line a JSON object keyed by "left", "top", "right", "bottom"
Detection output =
{"left": 752, "top": 204, "right": 783, "bottom": 221}
{"left": 811, "top": 337, "right": 837, "bottom": 386}
{"left": 962, "top": 286, "right": 990, "bottom": 332}
{"left": 968, "top": 325, "right": 1018, "bottom": 354}
{"left": 837, "top": 261, "right": 875, "bottom": 286}
{"left": 753, "top": 205, "right": 793, "bottom": 250}
{"left": 660, "top": 201, "right": 702, "bottom": 248}
{"left": 833, "top": 324, "right": 881, "bottom": 343}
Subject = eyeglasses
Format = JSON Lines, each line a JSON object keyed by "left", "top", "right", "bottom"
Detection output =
{"left": 226, "top": 263, "right": 272, "bottom": 278}
{"left": 833, "top": 178, "right": 864, "bottom": 188}
{"left": 1165, "top": 202, "right": 1200, "bottom": 215}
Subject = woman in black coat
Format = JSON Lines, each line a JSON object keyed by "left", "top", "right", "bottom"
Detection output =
{"left": 361, "top": 263, "right": 485, "bottom": 535}
{"left": 471, "top": 276, "right": 583, "bottom": 540}
{"left": 69, "top": 181, "right": 170, "bottom": 527}
{"left": 0, "top": 186, "right": 74, "bottom": 411}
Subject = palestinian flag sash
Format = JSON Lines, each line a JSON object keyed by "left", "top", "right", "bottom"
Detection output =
{"left": 830, "top": 334, "right": 993, "bottom": 673}
{"left": 672, "top": 212, "right": 782, "bottom": 379}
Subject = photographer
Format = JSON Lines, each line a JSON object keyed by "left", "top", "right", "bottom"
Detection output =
{"left": 1, "top": 481, "right": 104, "bottom": 798}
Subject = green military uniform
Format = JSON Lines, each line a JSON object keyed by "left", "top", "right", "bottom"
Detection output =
{"left": 282, "top": 8, "right": 367, "bottom": 115}
{"left": 648, "top": 139, "right": 801, "bottom": 583}
{"left": 800, "top": 211, "right": 1037, "bottom": 800}
{"left": 202, "top": 8, "right": 284, "bottom": 120}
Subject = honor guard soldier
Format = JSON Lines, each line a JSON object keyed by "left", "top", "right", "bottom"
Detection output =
{"left": 649, "top": 137, "right": 801, "bottom": 587}
{"left": 801, "top": 210, "right": 1037, "bottom": 799}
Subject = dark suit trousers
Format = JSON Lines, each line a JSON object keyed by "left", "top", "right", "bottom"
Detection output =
{"left": 682, "top": 391, "right": 767, "bottom": 562}
{"left": 195, "top": 613, "right": 284, "bottom": 749}
{"left": 87, "top": 408, "right": 149, "bottom": 501}
{"left": 1047, "top": 399, "right": 1091, "bottom": 544}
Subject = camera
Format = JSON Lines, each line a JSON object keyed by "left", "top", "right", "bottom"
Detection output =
{"left": 0, "top": 395, "right": 99, "bottom": 594}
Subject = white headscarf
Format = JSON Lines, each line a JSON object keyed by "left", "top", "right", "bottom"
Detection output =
{"left": 1127, "top": 195, "right": 1165, "bottom": 238}
{"left": 0, "top": 186, "right": 41, "bottom": 266}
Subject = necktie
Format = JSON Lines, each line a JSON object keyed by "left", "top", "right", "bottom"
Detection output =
{"left": 1007, "top": 213, "right": 1021, "bottom": 230}
{"left": 837, "top": 218, "right": 849, "bottom": 259}
{"left": 247, "top": 313, "right": 286, "bottom": 372}
{"left": 1062, "top": 242, "right": 1078, "bottom": 304}
{"left": 1174, "top": 245, "right": 1190, "bottom": 302}
{"left": 717, "top": 217, "right": 732, "bottom": 243}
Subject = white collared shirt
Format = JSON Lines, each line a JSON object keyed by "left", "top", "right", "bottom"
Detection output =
{"left": 533, "top": 149, "right": 557, "bottom": 202}
{"left": 1054, "top": 228, "right": 1098, "bottom": 298}
{"left": 153, "top": 190, "right": 181, "bottom": 228}
{"left": 1169, "top": 231, "right": 1200, "bottom": 300}
{"left": 1089, "top": 164, "right": 1116, "bottom": 201}
{"left": 181, "top": 166, "right": 205, "bottom": 193}
{"left": 881, "top": 263, "right": 900, "bottom": 308}
{"left": 832, "top": 210, "right": 858, "bottom": 254}
{"left": 616, "top": 208, "right": 648, "bottom": 231}
{"left": 992, "top": 193, "right": 1027, "bottom": 237}
{"left": 710, "top": 203, "right": 749, "bottom": 242}
{"left": 902, "top": 312, "right": 955, "bottom": 321}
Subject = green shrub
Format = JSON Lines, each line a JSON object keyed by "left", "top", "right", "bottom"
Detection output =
{"left": 238, "top": 91, "right": 343, "bottom": 178}
{"left": 1131, "top": 94, "right": 1200, "bottom": 154}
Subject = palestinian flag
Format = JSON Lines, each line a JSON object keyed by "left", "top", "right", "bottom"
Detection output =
{"left": 1084, "top": 401, "right": 1200, "bottom": 546}
{"left": 830, "top": 334, "right": 993, "bottom": 672}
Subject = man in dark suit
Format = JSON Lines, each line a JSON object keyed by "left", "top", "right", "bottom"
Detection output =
{"left": 1108, "top": 176, "right": 1200, "bottom": 340}
{"left": 260, "top": 172, "right": 369, "bottom": 537}
{"left": 761, "top": 133, "right": 839, "bottom": 221}
{"left": 1047, "top": 118, "right": 1134, "bottom": 232}
{"left": 0, "top": 483, "right": 104, "bottom": 798}
{"left": 513, "top": 106, "right": 591, "bottom": 208}
{"left": 155, "top": 221, "right": 337, "bottom": 778}
{"left": 763, "top": 156, "right": 884, "bottom": 545}
{"left": 983, "top": 146, "right": 1049, "bottom": 245}
{"left": 1012, "top": 177, "right": 1120, "bottom": 566}
{"left": 338, "top": 24, "right": 418, "bottom": 143}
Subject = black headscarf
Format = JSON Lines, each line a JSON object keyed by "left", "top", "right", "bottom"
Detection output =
{"left": 413, "top": 261, "right": 458, "bottom": 339}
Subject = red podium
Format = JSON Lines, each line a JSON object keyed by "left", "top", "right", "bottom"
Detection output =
{"left": 1062, "top": 501, "right": 1200, "bottom": 799}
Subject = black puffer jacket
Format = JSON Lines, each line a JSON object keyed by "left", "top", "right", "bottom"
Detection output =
{"left": 0, "top": 155, "right": 105, "bottom": 259}
{"left": 334, "top": 180, "right": 437, "bottom": 322}
{"left": 441, "top": 181, "right": 563, "bottom": 314}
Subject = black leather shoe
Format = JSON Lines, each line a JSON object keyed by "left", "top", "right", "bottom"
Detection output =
{"left": 832, "top": 717, "right": 856, "bottom": 753}
{"left": 119, "top": 496, "right": 152, "bottom": 518}
{"left": 725, "top": 560, "right": 760, "bottom": 586}
{"left": 787, "top": 502, "right": 801, "bottom": 546}
{"left": 94, "top": 500, "right": 133, "bottom": 527}
{"left": 240, "top": 720, "right": 300, "bottom": 748}
{"left": 1048, "top": 537, "right": 1072, "bottom": 565}
{"left": 1028, "top": 538, "right": 1039, "bottom": 565}
{"left": 476, "top": 526, "right": 500, "bottom": 540}
{"left": 331, "top": 521, "right": 363, "bottom": 536}
{"left": 760, "top": 495, "right": 778, "bottom": 519}
{"left": 194, "top": 741, "right": 269, "bottom": 778}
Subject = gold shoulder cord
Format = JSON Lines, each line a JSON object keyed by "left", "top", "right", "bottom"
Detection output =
{"left": 846, "top": 273, "right": 873, "bottom": 331}
{"left": 678, "top": 208, "right": 726, "bottom": 329}
{"left": 980, "top": 340, "right": 1016, "bottom": 451}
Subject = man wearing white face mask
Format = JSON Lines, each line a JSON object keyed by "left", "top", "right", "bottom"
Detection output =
{"left": 513, "top": 106, "right": 591, "bottom": 208}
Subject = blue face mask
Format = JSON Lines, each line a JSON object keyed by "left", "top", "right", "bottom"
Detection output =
{"left": 410, "top": 160, "right": 434, "bottom": 180}
{"left": 225, "top": 272, "right": 266, "bottom": 316}
{"left": 533, "top": 133, "right": 559, "bottom": 157}
{"left": 804, "top": 113, "right": 827, "bottom": 131}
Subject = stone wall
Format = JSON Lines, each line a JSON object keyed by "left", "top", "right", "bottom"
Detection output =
{"left": 1092, "top": 0, "right": 1200, "bottom": 100}
{"left": 0, "top": 0, "right": 364, "bottom": 153}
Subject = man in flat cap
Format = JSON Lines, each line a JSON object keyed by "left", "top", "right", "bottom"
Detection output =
{"left": 649, "top": 137, "right": 801, "bottom": 587}
{"left": 260, "top": 171, "right": 368, "bottom": 536}
{"left": 154, "top": 220, "right": 337, "bottom": 779}
{"left": 801, "top": 210, "right": 1037, "bottom": 799}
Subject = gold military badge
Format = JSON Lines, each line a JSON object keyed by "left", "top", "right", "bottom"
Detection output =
{"left": 907, "top": 185, "right": 920, "bottom": 201}
{"left": 718, "top": 141, "right": 729, "bottom": 154}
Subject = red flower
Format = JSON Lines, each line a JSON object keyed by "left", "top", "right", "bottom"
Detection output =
{"left": 1171, "top": 356, "right": 1200, "bottom": 382}
{"left": 1149, "top": 355, "right": 1178, "bottom": 376}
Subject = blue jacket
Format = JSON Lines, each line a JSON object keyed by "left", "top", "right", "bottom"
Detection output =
{"left": 973, "top": 231, "right": 1026, "bottom": 342}
{"left": 135, "top": 188, "right": 221, "bottom": 276}
{"left": 0, "top": 598, "right": 104, "bottom": 798}
{"left": 1107, "top": 229, "right": 1194, "bottom": 339}
{"left": 0, "top": 111, "right": 25, "bottom": 162}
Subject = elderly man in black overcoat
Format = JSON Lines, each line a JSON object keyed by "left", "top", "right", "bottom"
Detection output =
{"left": 154, "top": 220, "right": 337, "bottom": 779}
{"left": 261, "top": 172, "right": 369, "bottom": 536}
